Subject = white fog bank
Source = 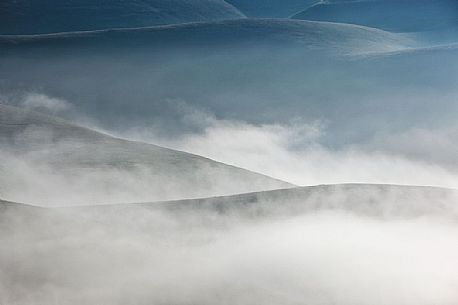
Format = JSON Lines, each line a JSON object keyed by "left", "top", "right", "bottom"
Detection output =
{"left": 1, "top": 184, "right": 458, "bottom": 305}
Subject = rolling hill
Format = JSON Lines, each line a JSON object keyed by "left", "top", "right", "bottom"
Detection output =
{"left": 2, "top": 184, "right": 457, "bottom": 304}
{"left": 1, "top": 2, "right": 457, "bottom": 304}
{"left": 0, "top": 19, "right": 409, "bottom": 53}
{"left": 0, "top": 19, "right": 421, "bottom": 147}
{"left": 225, "top": 0, "right": 317, "bottom": 17}
{"left": 0, "top": 0, "right": 245, "bottom": 35}
{"left": 293, "top": 0, "right": 458, "bottom": 33}
{"left": 2, "top": 18, "right": 455, "bottom": 150}
{"left": 2, "top": 182, "right": 457, "bottom": 220}
{"left": 136, "top": 183, "right": 458, "bottom": 220}
{"left": 2, "top": 183, "right": 457, "bottom": 220}
{"left": 0, "top": 20, "right": 455, "bottom": 151}
{"left": 0, "top": 184, "right": 458, "bottom": 305}
{"left": 0, "top": 19, "right": 411, "bottom": 118}
{"left": 0, "top": 104, "right": 292, "bottom": 205}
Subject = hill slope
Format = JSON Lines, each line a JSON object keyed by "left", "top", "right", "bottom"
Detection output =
{"left": 0, "top": 0, "right": 245, "bottom": 35}
{"left": 0, "top": 104, "right": 292, "bottom": 205}
{"left": 0, "top": 19, "right": 409, "bottom": 54}
{"left": 4, "top": 19, "right": 455, "bottom": 149}
{"left": 2, "top": 183, "right": 457, "bottom": 304}
{"left": 0, "top": 20, "right": 455, "bottom": 149}
{"left": 138, "top": 183, "right": 458, "bottom": 220}
{"left": 0, "top": 19, "right": 416, "bottom": 144}
{"left": 225, "top": 0, "right": 317, "bottom": 17}
{"left": 3, "top": 183, "right": 457, "bottom": 223}
{"left": 293, "top": 0, "right": 458, "bottom": 33}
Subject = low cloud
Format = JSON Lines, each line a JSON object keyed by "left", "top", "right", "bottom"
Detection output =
{"left": 128, "top": 113, "right": 458, "bottom": 189}
{"left": 364, "top": 126, "right": 458, "bottom": 168}
{"left": 1, "top": 96, "right": 458, "bottom": 305}
{"left": 20, "top": 93, "right": 72, "bottom": 114}
{"left": 1, "top": 193, "right": 457, "bottom": 305}
{"left": 3, "top": 97, "right": 458, "bottom": 205}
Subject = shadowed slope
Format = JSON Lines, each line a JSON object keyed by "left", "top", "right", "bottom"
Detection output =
{"left": 0, "top": 19, "right": 409, "bottom": 54}
{"left": 225, "top": 0, "right": 317, "bottom": 17}
{"left": 0, "top": 0, "right": 245, "bottom": 35}
{"left": 293, "top": 0, "right": 458, "bottom": 33}
{"left": 0, "top": 20, "right": 455, "bottom": 148}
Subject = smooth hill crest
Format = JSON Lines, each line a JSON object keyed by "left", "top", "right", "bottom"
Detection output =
{"left": 0, "top": 104, "right": 292, "bottom": 205}
{"left": 0, "top": 0, "right": 245, "bottom": 35}
{"left": 0, "top": 19, "right": 412, "bottom": 56}
{"left": 292, "top": 0, "right": 458, "bottom": 33}
{"left": 2, "top": 183, "right": 457, "bottom": 221}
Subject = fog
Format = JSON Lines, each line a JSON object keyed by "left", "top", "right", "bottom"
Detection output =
{"left": 0, "top": 111, "right": 290, "bottom": 206}
{"left": 3, "top": 90, "right": 458, "bottom": 205}
{"left": 2, "top": 21, "right": 456, "bottom": 143}
{"left": 1, "top": 8, "right": 458, "bottom": 305}
{"left": 122, "top": 108, "right": 458, "bottom": 189}
{"left": 1, "top": 185, "right": 458, "bottom": 305}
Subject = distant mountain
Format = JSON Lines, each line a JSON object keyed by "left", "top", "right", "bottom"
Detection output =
{"left": 225, "top": 0, "right": 317, "bottom": 17}
{"left": 0, "top": 0, "right": 245, "bottom": 35}
{"left": 0, "top": 104, "right": 292, "bottom": 205}
{"left": 293, "top": 0, "right": 458, "bottom": 33}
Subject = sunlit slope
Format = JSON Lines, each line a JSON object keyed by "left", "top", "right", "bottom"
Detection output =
{"left": 0, "top": 104, "right": 292, "bottom": 205}
{"left": 293, "top": 0, "right": 458, "bottom": 33}
{"left": 0, "top": 0, "right": 245, "bottom": 35}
